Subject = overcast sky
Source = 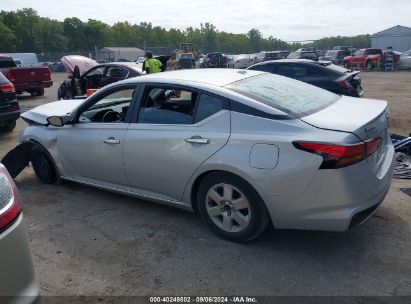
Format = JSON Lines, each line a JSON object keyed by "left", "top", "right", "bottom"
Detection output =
{"left": 2, "top": 0, "right": 411, "bottom": 41}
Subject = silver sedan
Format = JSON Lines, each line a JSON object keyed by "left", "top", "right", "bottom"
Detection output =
{"left": 0, "top": 164, "right": 40, "bottom": 303}
{"left": 3, "top": 69, "right": 395, "bottom": 242}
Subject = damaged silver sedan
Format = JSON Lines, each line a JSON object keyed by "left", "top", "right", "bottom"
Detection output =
{"left": 2, "top": 69, "right": 395, "bottom": 242}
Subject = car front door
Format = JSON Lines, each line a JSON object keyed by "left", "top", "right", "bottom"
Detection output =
{"left": 122, "top": 84, "right": 231, "bottom": 202}
{"left": 56, "top": 85, "right": 138, "bottom": 185}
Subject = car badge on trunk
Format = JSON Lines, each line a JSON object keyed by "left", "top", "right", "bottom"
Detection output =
{"left": 365, "top": 125, "right": 377, "bottom": 139}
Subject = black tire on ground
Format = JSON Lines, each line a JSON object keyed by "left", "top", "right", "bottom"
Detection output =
{"left": 196, "top": 172, "right": 270, "bottom": 243}
{"left": 36, "top": 88, "right": 45, "bottom": 96}
{"left": 31, "top": 146, "right": 57, "bottom": 184}
{"left": 365, "top": 60, "right": 374, "bottom": 70}
{"left": 344, "top": 61, "right": 351, "bottom": 69}
{"left": 30, "top": 88, "right": 44, "bottom": 97}
{"left": 0, "top": 120, "right": 17, "bottom": 132}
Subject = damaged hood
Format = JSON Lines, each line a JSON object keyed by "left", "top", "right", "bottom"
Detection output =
{"left": 21, "top": 99, "right": 86, "bottom": 125}
{"left": 61, "top": 55, "right": 98, "bottom": 75}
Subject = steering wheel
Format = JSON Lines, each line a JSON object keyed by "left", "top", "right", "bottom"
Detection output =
{"left": 102, "top": 110, "right": 124, "bottom": 122}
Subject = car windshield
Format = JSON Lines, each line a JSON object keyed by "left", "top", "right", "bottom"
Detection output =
{"left": 225, "top": 74, "right": 340, "bottom": 117}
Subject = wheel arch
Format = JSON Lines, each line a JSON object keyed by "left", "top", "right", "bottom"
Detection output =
{"left": 187, "top": 168, "right": 266, "bottom": 215}
{"left": 28, "top": 139, "right": 61, "bottom": 183}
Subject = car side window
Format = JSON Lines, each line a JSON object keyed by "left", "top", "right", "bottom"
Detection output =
{"left": 84, "top": 66, "right": 105, "bottom": 78}
{"left": 277, "top": 65, "right": 307, "bottom": 77}
{"left": 78, "top": 88, "right": 135, "bottom": 123}
{"left": 138, "top": 87, "right": 198, "bottom": 124}
{"left": 250, "top": 64, "right": 274, "bottom": 73}
{"left": 194, "top": 94, "right": 226, "bottom": 123}
{"left": 106, "top": 66, "right": 127, "bottom": 78}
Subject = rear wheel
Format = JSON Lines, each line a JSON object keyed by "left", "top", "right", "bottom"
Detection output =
{"left": 197, "top": 172, "right": 270, "bottom": 242}
{"left": 31, "top": 147, "right": 57, "bottom": 184}
{"left": 365, "top": 60, "right": 374, "bottom": 70}
{"left": 30, "top": 88, "right": 44, "bottom": 96}
{"left": 344, "top": 61, "right": 351, "bottom": 69}
{"left": 1, "top": 120, "right": 16, "bottom": 132}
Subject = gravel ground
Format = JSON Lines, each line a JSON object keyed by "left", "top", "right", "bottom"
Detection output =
{"left": 0, "top": 71, "right": 410, "bottom": 298}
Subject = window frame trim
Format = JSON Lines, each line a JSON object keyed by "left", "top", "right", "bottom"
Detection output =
{"left": 132, "top": 82, "right": 229, "bottom": 125}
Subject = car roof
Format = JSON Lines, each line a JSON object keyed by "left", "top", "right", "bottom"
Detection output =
{"left": 124, "top": 69, "right": 264, "bottom": 87}
{"left": 253, "top": 59, "right": 316, "bottom": 65}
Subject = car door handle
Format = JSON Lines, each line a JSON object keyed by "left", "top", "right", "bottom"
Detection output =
{"left": 103, "top": 138, "right": 120, "bottom": 144}
{"left": 185, "top": 137, "right": 210, "bottom": 144}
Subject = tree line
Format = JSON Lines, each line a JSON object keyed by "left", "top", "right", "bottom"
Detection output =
{"left": 0, "top": 8, "right": 371, "bottom": 55}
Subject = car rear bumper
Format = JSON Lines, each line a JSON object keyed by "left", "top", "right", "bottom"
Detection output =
{"left": 0, "top": 110, "right": 20, "bottom": 123}
{"left": 0, "top": 214, "right": 40, "bottom": 303}
{"left": 15, "top": 80, "right": 53, "bottom": 92}
{"left": 263, "top": 144, "right": 395, "bottom": 232}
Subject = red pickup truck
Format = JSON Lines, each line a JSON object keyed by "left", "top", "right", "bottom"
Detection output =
{"left": 0, "top": 54, "right": 53, "bottom": 96}
{"left": 343, "top": 48, "right": 400, "bottom": 70}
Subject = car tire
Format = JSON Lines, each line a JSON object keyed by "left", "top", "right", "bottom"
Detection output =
{"left": 197, "top": 172, "right": 270, "bottom": 243}
{"left": 365, "top": 60, "right": 374, "bottom": 70}
{"left": 1, "top": 120, "right": 16, "bottom": 132}
{"left": 36, "top": 88, "right": 45, "bottom": 96}
{"left": 344, "top": 61, "right": 351, "bottom": 69}
{"left": 31, "top": 146, "right": 57, "bottom": 184}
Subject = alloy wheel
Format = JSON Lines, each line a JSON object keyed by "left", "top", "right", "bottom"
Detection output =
{"left": 205, "top": 183, "right": 251, "bottom": 233}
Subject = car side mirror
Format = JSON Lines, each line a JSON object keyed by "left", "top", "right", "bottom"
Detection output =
{"left": 47, "top": 115, "right": 72, "bottom": 127}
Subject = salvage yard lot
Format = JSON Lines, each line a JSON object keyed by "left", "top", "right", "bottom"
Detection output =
{"left": 0, "top": 71, "right": 410, "bottom": 296}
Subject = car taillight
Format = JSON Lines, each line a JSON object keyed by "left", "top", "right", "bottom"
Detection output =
{"left": 293, "top": 138, "right": 381, "bottom": 169}
{"left": 0, "top": 164, "right": 22, "bottom": 230}
{"left": 6, "top": 70, "right": 15, "bottom": 83}
{"left": 0, "top": 82, "right": 15, "bottom": 93}
{"left": 45, "top": 67, "right": 51, "bottom": 78}
{"left": 337, "top": 78, "right": 354, "bottom": 90}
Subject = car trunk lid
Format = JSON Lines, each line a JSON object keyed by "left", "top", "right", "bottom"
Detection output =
{"left": 300, "top": 96, "right": 390, "bottom": 173}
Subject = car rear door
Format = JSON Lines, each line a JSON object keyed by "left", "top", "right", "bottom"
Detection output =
{"left": 122, "top": 84, "right": 231, "bottom": 202}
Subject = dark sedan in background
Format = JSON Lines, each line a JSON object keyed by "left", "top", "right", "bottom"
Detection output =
{"left": 0, "top": 71, "right": 20, "bottom": 132}
{"left": 247, "top": 59, "right": 363, "bottom": 97}
{"left": 58, "top": 55, "right": 143, "bottom": 99}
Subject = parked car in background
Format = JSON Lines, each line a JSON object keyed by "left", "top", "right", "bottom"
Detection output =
{"left": 46, "top": 61, "right": 66, "bottom": 72}
{"left": 136, "top": 56, "right": 146, "bottom": 64}
{"left": 333, "top": 46, "right": 352, "bottom": 51}
{"left": 320, "top": 50, "right": 351, "bottom": 65}
{"left": 396, "top": 50, "right": 411, "bottom": 69}
{"left": 0, "top": 71, "right": 20, "bottom": 132}
{"left": 203, "top": 52, "right": 228, "bottom": 68}
{"left": 6, "top": 69, "right": 394, "bottom": 242}
{"left": 343, "top": 48, "right": 400, "bottom": 70}
{"left": 58, "top": 55, "right": 143, "bottom": 99}
{"left": 228, "top": 54, "right": 254, "bottom": 69}
{"left": 256, "top": 51, "right": 285, "bottom": 62}
{"left": 175, "top": 53, "right": 195, "bottom": 69}
{"left": 0, "top": 163, "right": 40, "bottom": 302}
{"left": 287, "top": 50, "right": 319, "bottom": 61}
{"left": 0, "top": 54, "right": 53, "bottom": 96}
{"left": 247, "top": 59, "right": 363, "bottom": 97}
{"left": 13, "top": 59, "right": 23, "bottom": 67}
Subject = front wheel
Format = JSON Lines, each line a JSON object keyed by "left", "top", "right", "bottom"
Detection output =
{"left": 197, "top": 172, "right": 270, "bottom": 242}
{"left": 31, "top": 147, "right": 57, "bottom": 184}
{"left": 344, "top": 61, "right": 351, "bottom": 69}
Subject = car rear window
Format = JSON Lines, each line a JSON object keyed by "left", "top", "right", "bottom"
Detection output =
{"left": 0, "top": 57, "right": 17, "bottom": 68}
{"left": 225, "top": 74, "right": 340, "bottom": 117}
{"left": 324, "top": 63, "right": 350, "bottom": 74}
